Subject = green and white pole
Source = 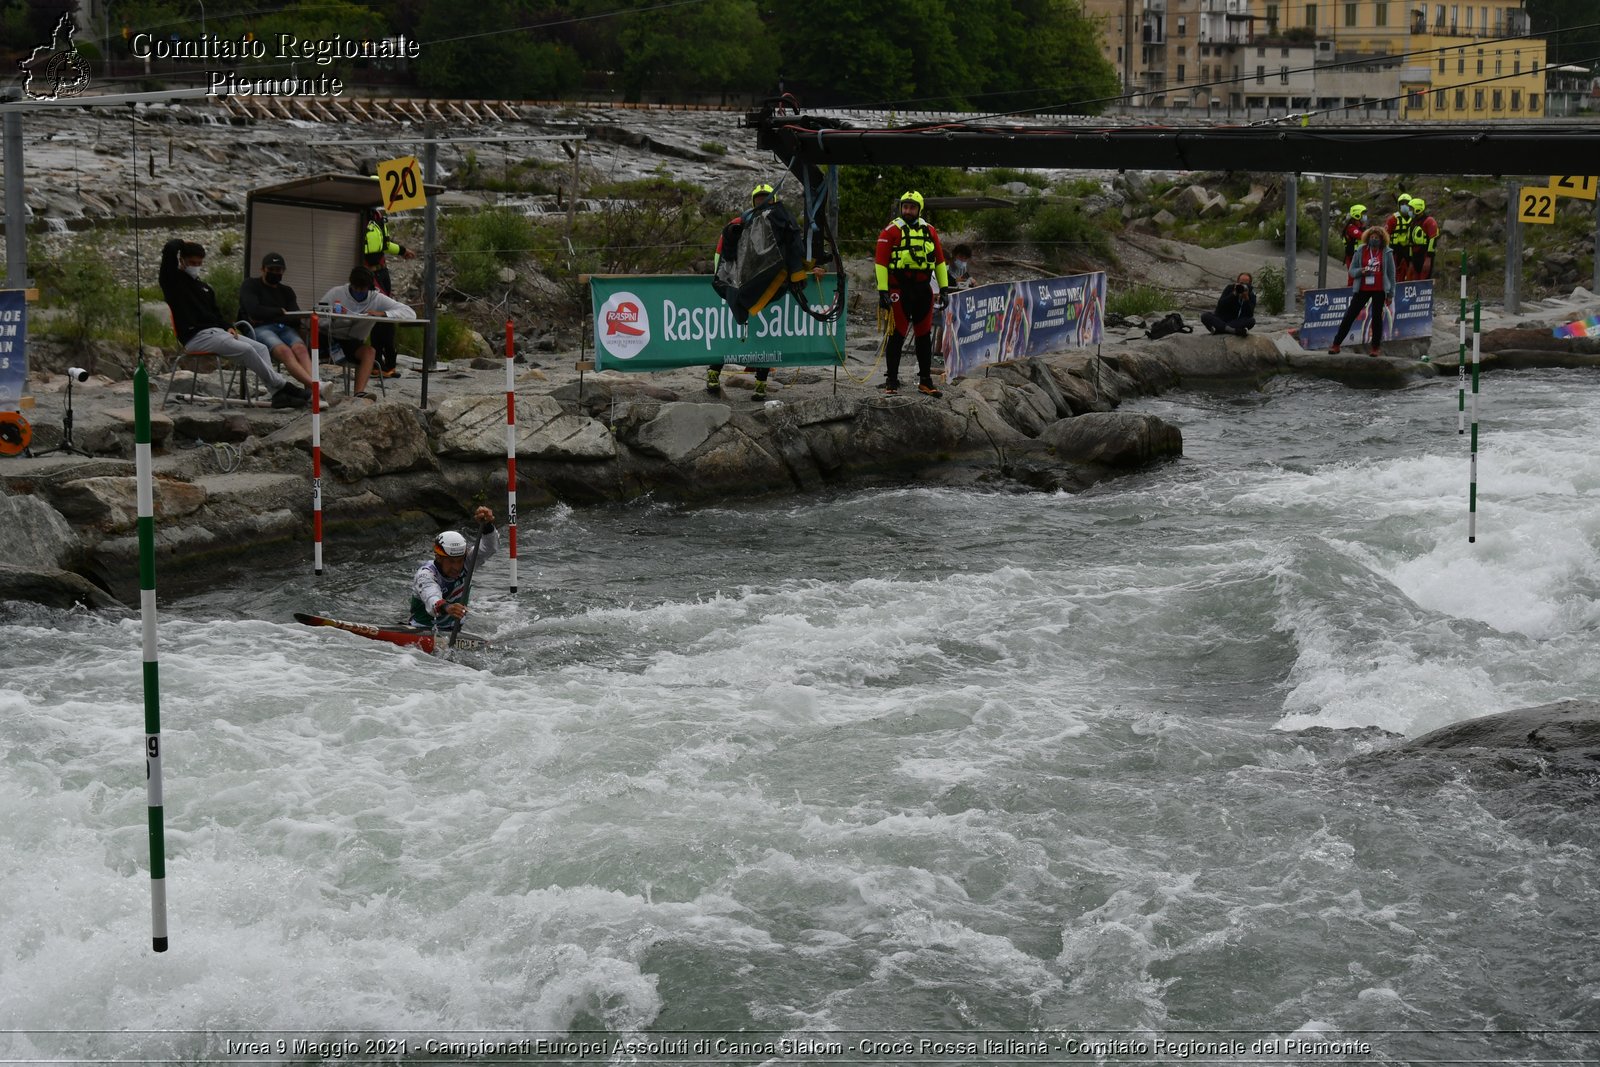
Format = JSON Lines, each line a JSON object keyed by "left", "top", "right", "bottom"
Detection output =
{"left": 1457, "top": 251, "right": 1467, "bottom": 434}
{"left": 1469, "top": 299, "right": 1481, "bottom": 544}
{"left": 133, "top": 363, "right": 169, "bottom": 952}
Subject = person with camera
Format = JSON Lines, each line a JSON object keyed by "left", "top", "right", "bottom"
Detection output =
{"left": 159, "top": 239, "right": 309, "bottom": 409}
{"left": 1200, "top": 272, "right": 1257, "bottom": 337}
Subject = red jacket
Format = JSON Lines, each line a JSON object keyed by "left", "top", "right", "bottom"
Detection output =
{"left": 1341, "top": 220, "right": 1365, "bottom": 265}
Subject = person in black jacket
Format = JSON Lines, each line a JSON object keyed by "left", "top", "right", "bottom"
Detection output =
{"left": 159, "top": 239, "right": 308, "bottom": 408}
{"left": 1200, "top": 272, "right": 1258, "bottom": 337}
{"left": 237, "top": 252, "right": 317, "bottom": 391}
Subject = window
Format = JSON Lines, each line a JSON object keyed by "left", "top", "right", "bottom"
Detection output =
{"left": 1376, "top": 1, "right": 1388, "bottom": 26}
{"left": 1435, "top": 89, "right": 1446, "bottom": 109}
{"left": 1530, "top": 93, "right": 1540, "bottom": 112}
{"left": 1306, "top": 4, "right": 1317, "bottom": 28}
{"left": 1265, "top": 3, "right": 1279, "bottom": 34}
{"left": 1178, "top": 16, "right": 1187, "bottom": 35}
{"left": 1178, "top": 64, "right": 1186, "bottom": 81}
{"left": 1257, "top": 65, "right": 1266, "bottom": 83}
{"left": 1450, "top": 4, "right": 1458, "bottom": 31}
{"left": 1280, "top": 66, "right": 1290, "bottom": 84}
{"left": 1495, "top": 57, "right": 1501, "bottom": 74}
{"left": 1345, "top": 2, "right": 1357, "bottom": 26}
{"left": 1481, "top": 6, "right": 1487, "bottom": 33}
{"left": 1435, "top": 4, "right": 1444, "bottom": 28}
{"left": 1455, "top": 88, "right": 1466, "bottom": 109}
{"left": 1514, "top": 59, "right": 1520, "bottom": 73}
{"left": 1511, "top": 89, "right": 1521, "bottom": 109}
{"left": 1257, "top": 46, "right": 1266, "bottom": 57}
{"left": 1442, "top": 56, "right": 1448, "bottom": 72}
{"left": 1457, "top": 51, "right": 1464, "bottom": 73}
{"left": 1281, "top": 48, "right": 1290, "bottom": 56}
{"left": 1492, "top": 89, "right": 1503, "bottom": 109}
{"left": 1474, "top": 88, "right": 1485, "bottom": 109}
{"left": 1407, "top": 90, "right": 1424, "bottom": 109}
{"left": 1466, "top": 5, "right": 1472, "bottom": 28}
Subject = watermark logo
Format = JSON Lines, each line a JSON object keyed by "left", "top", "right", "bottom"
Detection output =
{"left": 20, "top": 13, "right": 91, "bottom": 101}
{"left": 598, "top": 293, "right": 650, "bottom": 359}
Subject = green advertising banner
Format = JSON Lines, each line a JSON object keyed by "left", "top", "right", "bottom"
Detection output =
{"left": 589, "top": 275, "right": 845, "bottom": 372}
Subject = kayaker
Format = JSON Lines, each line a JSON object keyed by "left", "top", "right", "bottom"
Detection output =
{"left": 410, "top": 507, "right": 498, "bottom": 628}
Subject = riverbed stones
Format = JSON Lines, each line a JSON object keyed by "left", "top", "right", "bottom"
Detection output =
{"left": 1038, "top": 411, "right": 1183, "bottom": 467}
{"left": 632, "top": 402, "right": 732, "bottom": 461}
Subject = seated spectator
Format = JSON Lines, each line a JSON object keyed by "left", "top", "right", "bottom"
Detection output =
{"left": 319, "top": 266, "right": 416, "bottom": 401}
{"left": 158, "top": 238, "right": 308, "bottom": 408}
{"left": 948, "top": 244, "right": 977, "bottom": 289}
{"left": 238, "top": 252, "right": 317, "bottom": 389}
{"left": 1201, "top": 272, "right": 1257, "bottom": 337}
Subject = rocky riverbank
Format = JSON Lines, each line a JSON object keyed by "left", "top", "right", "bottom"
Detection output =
{"left": 7, "top": 284, "right": 1600, "bottom": 611}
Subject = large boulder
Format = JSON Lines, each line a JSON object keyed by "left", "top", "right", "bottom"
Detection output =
{"left": 0, "top": 565, "right": 123, "bottom": 610}
{"left": 1284, "top": 350, "right": 1436, "bottom": 388}
{"left": 434, "top": 394, "right": 617, "bottom": 462}
{"left": 0, "top": 486, "right": 80, "bottom": 570}
{"left": 630, "top": 402, "right": 731, "bottom": 462}
{"left": 51, "top": 475, "right": 208, "bottom": 532}
{"left": 1038, "top": 411, "right": 1183, "bottom": 468}
{"left": 1407, "top": 699, "right": 1600, "bottom": 769}
{"left": 319, "top": 401, "right": 439, "bottom": 481}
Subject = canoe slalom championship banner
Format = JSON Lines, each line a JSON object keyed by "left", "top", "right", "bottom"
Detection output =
{"left": 1299, "top": 279, "right": 1434, "bottom": 351}
{"left": 590, "top": 276, "right": 845, "bottom": 372}
{"left": 0, "top": 290, "right": 26, "bottom": 410}
{"left": 937, "top": 272, "right": 1106, "bottom": 380}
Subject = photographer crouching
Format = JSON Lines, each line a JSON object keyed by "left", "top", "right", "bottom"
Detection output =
{"left": 1201, "top": 272, "right": 1257, "bottom": 337}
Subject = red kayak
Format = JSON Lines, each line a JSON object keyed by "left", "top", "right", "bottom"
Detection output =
{"left": 294, "top": 612, "right": 491, "bottom": 654}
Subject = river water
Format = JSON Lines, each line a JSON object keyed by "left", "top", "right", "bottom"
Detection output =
{"left": 3, "top": 371, "right": 1598, "bottom": 1064}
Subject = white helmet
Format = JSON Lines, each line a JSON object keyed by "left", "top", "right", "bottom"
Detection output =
{"left": 433, "top": 531, "right": 468, "bottom": 558}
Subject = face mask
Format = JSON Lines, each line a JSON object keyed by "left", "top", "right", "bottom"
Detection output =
{"left": 349, "top": 289, "right": 369, "bottom": 302}
{"left": 1368, "top": 238, "right": 1382, "bottom": 248}
{"left": 954, "top": 259, "right": 968, "bottom": 272}
{"left": 183, "top": 264, "right": 201, "bottom": 278}
{"left": 264, "top": 271, "right": 284, "bottom": 285}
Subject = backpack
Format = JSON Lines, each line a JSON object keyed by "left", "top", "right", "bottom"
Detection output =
{"left": 1146, "top": 312, "right": 1193, "bottom": 340}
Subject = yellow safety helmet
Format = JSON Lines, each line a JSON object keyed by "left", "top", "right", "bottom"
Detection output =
{"left": 1409, "top": 198, "right": 1426, "bottom": 213}
{"left": 899, "top": 190, "right": 924, "bottom": 211}
{"left": 1348, "top": 204, "right": 1367, "bottom": 220}
{"left": 751, "top": 183, "right": 774, "bottom": 201}
{"left": 1397, "top": 193, "right": 1413, "bottom": 206}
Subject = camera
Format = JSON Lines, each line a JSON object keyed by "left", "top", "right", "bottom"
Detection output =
{"left": 66, "top": 367, "right": 89, "bottom": 382}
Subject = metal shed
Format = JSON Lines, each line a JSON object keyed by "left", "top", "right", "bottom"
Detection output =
{"left": 243, "top": 173, "right": 443, "bottom": 308}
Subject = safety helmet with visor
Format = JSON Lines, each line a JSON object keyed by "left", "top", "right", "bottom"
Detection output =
{"left": 751, "top": 183, "right": 775, "bottom": 202}
{"left": 1347, "top": 204, "right": 1368, "bottom": 220}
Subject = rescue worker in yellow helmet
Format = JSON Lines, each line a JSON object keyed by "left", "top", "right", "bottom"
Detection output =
{"left": 1340, "top": 205, "right": 1368, "bottom": 267}
{"left": 1387, "top": 194, "right": 1415, "bottom": 282}
{"left": 707, "top": 183, "right": 779, "bottom": 398}
{"left": 1405, "top": 197, "right": 1439, "bottom": 280}
{"left": 873, "top": 191, "right": 949, "bottom": 397}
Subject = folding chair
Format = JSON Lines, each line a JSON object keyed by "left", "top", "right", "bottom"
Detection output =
{"left": 323, "top": 333, "right": 386, "bottom": 398}
{"left": 160, "top": 309, "right": 264, "bottom": 408}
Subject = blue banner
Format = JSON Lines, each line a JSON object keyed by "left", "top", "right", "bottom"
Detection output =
{"left": 937, "top": 272, "right": 1106, "bottom": 380}
{"left": 1299, "top": 279, "right": 1434, "bottom": 350}
{"left": 0, "top": 290, "right": 26, "bottom": 410}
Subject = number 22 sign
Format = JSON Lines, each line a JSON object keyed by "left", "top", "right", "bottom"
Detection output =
{"left": 377, "top": 155, "right": 426, "bottom": 212}
{"left": 1518, "top": 186, "right": 1556, "bottom": 225}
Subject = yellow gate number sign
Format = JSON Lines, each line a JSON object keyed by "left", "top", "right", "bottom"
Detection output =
{"left": 377, "top": 155, "right": 426, "bottom": 212}
{"left": 1518, "top": 186, "right": 1557, "bottom": 225}
{"left": 1548, "top": 175, "right": 1598, "bottom": 201}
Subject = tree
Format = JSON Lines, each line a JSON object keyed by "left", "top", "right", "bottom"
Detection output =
{"left": 416, "top": 0, "right": 580, "bottom": 98}
{"left": 612, "top": 0, "right": 776, "bottom": 101}
{"left": 1525, "top": 0, "right": 1599, "bottom": 64}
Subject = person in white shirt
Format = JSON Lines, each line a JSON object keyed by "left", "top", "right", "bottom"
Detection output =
{"left": 319, "top": 265, "right": 417, "bottom": 399}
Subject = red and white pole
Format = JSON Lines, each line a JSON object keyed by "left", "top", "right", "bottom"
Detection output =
{"left": 310, "top": 312, "right": 324, "bottom": 576}
{"left": 505, "top": 318, "right": 519, "bottom": 593}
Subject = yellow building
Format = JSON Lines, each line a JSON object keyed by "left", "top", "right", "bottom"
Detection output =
{"left": 1263, "top": 0, "right": 1545, "bottom": 119}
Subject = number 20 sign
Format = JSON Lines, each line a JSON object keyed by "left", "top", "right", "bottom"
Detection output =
{"left": 377, "top": 155, "right": 426, "bottom": 213}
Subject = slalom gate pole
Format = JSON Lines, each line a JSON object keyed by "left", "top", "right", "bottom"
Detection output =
{"left": 1457, "top": 251, "right": 1467, "bottom": 434}
{"left": 504, "top": 319, "right": 518, "bottom": 594}
{"left": 1469, "top": 299, "right": 1481, "bottom": 543}
{"left": 310, "top": 313, "right": 323, "bottom": 575}
{"left": 133, "top": 363, "right": 169, "bottom": 952}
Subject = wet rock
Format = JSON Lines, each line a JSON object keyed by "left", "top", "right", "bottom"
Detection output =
{"left": 434, "top": 394, "right": 616, "bottom": 462}
{"left": 0, "top": 565, "right": 123, "bottom": 610}
{"left": 1038, "top": 411, "right": 1182, "bottom": 467}
{"left": 52, "top": 475, "right": 208, "bottom": 532}
{"left": 632, "top": 402, "right": 731, "bottom": 461}
{"left": 319, "top": 401, "right": 439, "bottom": 481}
{"left": 0, "top": 486, "right": 80, "bottom": 570}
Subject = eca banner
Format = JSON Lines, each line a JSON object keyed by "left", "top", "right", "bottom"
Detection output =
{"left": 1299, "top": 280, "right": 1434, "bottom": 350}
{"left": 590, "top": 275, "right": 844, "bottom": 372}
{"left": 0, "top": 290, "right": 26, "bottom": 410}
{"left": 937, "top": 272, "right": 1106, "bottom": 380}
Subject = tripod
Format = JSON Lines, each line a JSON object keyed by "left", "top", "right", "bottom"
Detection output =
{"left": 32, "top": 376, "right": 92, "bottom": 458}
